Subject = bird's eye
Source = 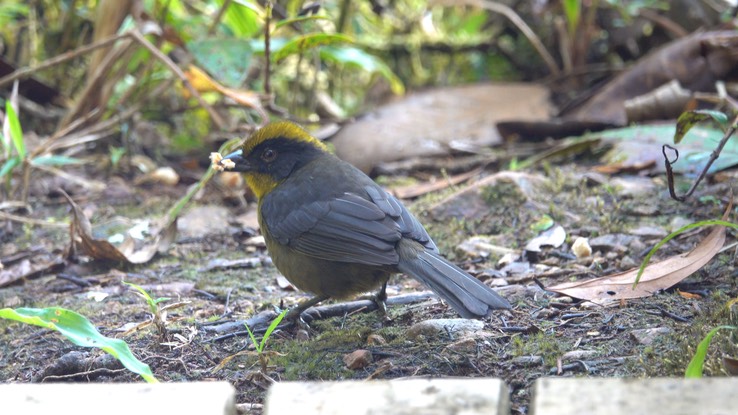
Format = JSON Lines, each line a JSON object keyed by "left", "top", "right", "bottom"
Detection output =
{"left": 261, "top": 148, "right": 277, "bottom": 162}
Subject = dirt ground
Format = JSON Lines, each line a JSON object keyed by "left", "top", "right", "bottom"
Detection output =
{"left": 1, "top": 161, "right": 736, "bottom": 414}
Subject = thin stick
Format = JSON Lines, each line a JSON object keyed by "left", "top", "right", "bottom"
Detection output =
{"left": 0, "top": 32, "right": 132, "bottom": 89}
{"left": 208, "top": 0, "right": 233, "bottom": 35}
{"left": 664, "top": 112, "right": 738, "bottom": 201}
{"left": 264, "top": 2, "right": 273, "bottom": 96}
{"left": 0, "top": 211, "right": 68, "bottom": 227}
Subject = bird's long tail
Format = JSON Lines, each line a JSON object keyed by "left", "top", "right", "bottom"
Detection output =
{"left": 398, "top": 250, "right": 511, "bottom": 318}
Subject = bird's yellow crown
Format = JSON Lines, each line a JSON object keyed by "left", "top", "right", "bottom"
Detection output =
{"left": 241, "top": 121, "right": 327, "bottom": 156}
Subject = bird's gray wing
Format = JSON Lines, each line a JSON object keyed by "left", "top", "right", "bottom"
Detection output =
{"left": 262, "top": 191, "right": 402, "bottom": 266}
{"left": 364, "top": 186, "right": 438, "bottom": 253}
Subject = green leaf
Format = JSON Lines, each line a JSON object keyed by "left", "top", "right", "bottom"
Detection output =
{"left": 244, "top": 321, "right": 262, "bottom": 353}
{"left": 188, "top": 39, "right": 254, "bottom": 88}
{"left": 222, "top": 0, "right": 262, "bottom": 38}
{"left": 0, "top": 307, "right": 158, "bottom": 383}
{"left": 272, "top": 33, "right": 353, "bottom": 62}
{"left": 30, "top": 155, "right": 85, "bottom": 166}
{"left": 5, "top": 100, "right": 25, "bottom": 158}
{"left": 674, "top": 110, "right": 730, "bottom": 143}
{"left": 562, "top": 0, "right": 581, "bottom": 36}
{"left": 320, "top": 46, "right": 405, "bottom": 95}
{"left": 261, "top": 309, "right": 288, "bottom": 351}
{"left": 685, "top": 325, "right": 737, "bottom": 378}
{"left": 0, "top": 156, "right": 20, "bottom": 178}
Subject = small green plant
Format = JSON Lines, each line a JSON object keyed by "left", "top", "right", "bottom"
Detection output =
{"left": 123, "top": 281, "right": 171, "bottom": 338}
{"left": 245, "top": 309, "right": 288, "bottom": 375}
{"left": 1, "top": 97, "right": 84, "bottom": 201}
{"left": 685, "top": 325, "right": 737, "bottom": 378}
{"left": 0, "top": 307, "right": 158, "bottom": 383}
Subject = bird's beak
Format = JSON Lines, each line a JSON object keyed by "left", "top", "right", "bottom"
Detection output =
{"left": 221, "top": 149, "right": 251, "bottom": 172}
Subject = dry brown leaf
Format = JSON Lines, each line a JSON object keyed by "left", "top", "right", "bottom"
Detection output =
{"left": 62, "top": 190, "right": 176, "bottom": 265}
{"left": 183, "top": 65, "right": 267, "bottom": 121}
{"left": 547, "top": 223, "right": 726, "bottom": 305}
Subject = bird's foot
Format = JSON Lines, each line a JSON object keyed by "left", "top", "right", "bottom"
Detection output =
{"left": 373, "top": 282, "right": 391, "bottom": 322}
{"left": 282, "top": 295, "right": 328, "bottom": 329}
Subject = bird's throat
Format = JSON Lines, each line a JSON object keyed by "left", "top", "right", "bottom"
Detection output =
{"left": 245, "top": 172, "right": 280, "bottom": 200}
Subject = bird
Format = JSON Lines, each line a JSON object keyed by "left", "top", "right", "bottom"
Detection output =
{"left": 217, "top": 121, "right": 511, "bottom": 319}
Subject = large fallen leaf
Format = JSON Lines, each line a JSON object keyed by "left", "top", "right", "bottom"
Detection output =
{"left": 62, "top": 191, "right": 175, "bottom": 265}
{"left": 547, "top": 223, "right": 726, "bottom": 305}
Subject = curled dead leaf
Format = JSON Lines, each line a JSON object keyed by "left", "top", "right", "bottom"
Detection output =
{"left": 61, "top": 190, "right": 176, "bottom": 265}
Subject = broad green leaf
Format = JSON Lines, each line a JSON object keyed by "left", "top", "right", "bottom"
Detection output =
{"left": 685, "top": 325, "right": 737, "bottom": 378}
{"left": 320, "top": 46, "right": 405, "bottom": 95}
{"left": 222, "top": 0, "right": 262, "bottom": 38}
{"left": 0, "top": 156, "right": 20, "bottom": 177}
{"left": 188, "top": 39, "right": 254, "bottom": 88}
{"left": 31, "top": 155, "right": 85, "bottom": 166}
{"left": 272, "top": 33, "right": 353, "bottom": 62}
{"left": 5, "top": 100, "right": 25, "bottom": 158}
{"left": 0, "top": 307, "right": 158, "bottom": 383}
{"left": 674, "top": 110, "right": 731, "bottom": 143}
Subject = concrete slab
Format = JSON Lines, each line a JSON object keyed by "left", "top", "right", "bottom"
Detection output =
{"left": 531, "top": 377, "right": 738, "bottom": 415}
{"left": 265, "top": 378, "right": 509, "bottom": 415}
{"left": 0, "top": 381, "right": 236, "bottom": 415}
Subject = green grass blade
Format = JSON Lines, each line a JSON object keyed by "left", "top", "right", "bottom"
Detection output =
{"left": 123, "top": 281, "right": 168, "bottom": 315}
{"left": 685, "top": 325, "right": 737, "bottom": 378}
{"left": 4, "top": 100, "right": 25, "bottom": 158}
{"left": 244, "top": 322, "right": 262, "bottom": 353}
{"left": 635, "top": 220, "right": 738, "bottom": 288}
{"left": 0, "top": 307, "right": 158, "bottom": 383}
{"left": 261, "top": 309, "right": 288, "bottom": 351}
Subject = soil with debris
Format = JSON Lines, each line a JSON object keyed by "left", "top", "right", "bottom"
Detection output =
{"left": 0, "top": 162, "right": 736, "bottom": 414}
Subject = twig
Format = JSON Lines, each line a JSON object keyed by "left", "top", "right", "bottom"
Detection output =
{"left": 0, "top": 32, "right": 133, "bottom": 89}
{"left": 0, "top": 211, "right": 68, "bottom": 227}
{"left": 664, "top": 112, "right": 738, "bottom": 201}
{"left": 208, "top": 0, "right": 233, "bottom": 35}
{"left": 264, "top": 2, "right": 273, "bottom": 96}
{"left": 205, "top": 292, "right": 439, "bottom": 337}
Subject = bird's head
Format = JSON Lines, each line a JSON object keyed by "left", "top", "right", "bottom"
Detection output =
{"left": 220, "top": 121, "right": 328, "bottom": 199}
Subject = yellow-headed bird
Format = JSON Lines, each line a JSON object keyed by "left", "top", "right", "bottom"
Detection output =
{"left": 219, "top": 121, "right": 510, "bottom": 318}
